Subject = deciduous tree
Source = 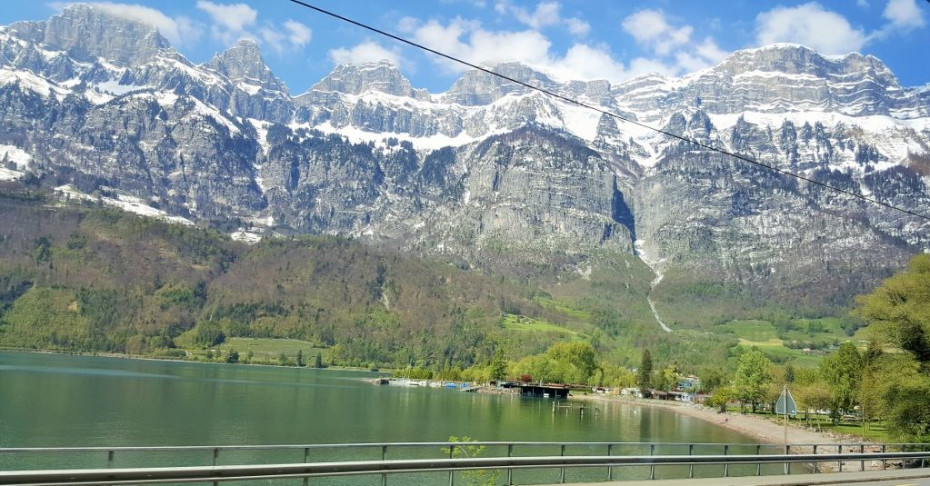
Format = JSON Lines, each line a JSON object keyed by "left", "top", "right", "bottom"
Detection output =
{"left": 819, "top": 342, "right": 862, "bottom": 421}
{"left": 733, "top": 349, "right": 773, "bottom": 413}
{"left": 856, "top": 254, "right": 930, "bottom": 439}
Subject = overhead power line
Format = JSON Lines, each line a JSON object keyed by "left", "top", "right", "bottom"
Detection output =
{"left": 286, "top": 0, "right": 930, "bottom": 223}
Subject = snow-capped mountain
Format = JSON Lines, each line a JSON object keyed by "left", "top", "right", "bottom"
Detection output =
{"left": 1, "top": 5, "right": 928, "bottom": 315}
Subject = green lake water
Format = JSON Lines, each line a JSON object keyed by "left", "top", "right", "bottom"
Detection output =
{"left": 0, "top": 351, "right": 767, "bottom": 483}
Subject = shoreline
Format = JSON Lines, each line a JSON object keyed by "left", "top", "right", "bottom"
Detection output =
{"left": 571, "top": 394, "right": 845, "bottom": 446}
{"left": 0, "top": 348, "right": 383, "bottom": 373}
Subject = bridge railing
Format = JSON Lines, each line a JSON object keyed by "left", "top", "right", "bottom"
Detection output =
{"left": 2, "top": 442, "right": 929, "bottom": 485}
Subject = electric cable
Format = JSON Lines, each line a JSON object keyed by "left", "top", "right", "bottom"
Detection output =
{"left": 285, "top": 0, "right": 930, "bottom": 223}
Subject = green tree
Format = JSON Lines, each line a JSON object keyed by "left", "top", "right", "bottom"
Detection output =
{"left": 856, "top": 254, "right": 930, "bottom": 439}
{"left": 313, "top": 352, "right": 323, "bottom": 369}
{"left": 794, "top": 382, "right": 833, "bottom": 429}
{"left": 490, "top": 348, "right": 508, "bottom": 382}
{"left": 297, "top": 349, "right": 305, "bottom": 367}
{"left": 226, "top": 349, "right": 239, "bottom": 364}
{"left": 545, "top": 341, "right": 597, "bottom": 384}
{"left": 659, "top": 364, "right": 679, "bottom": 392}
{"left": 194, "top": 321, "right": 226, "bottom": 347}
{"left": 784, "top": 364, "right": 796, "bottom": 384}
{"left": 707, "top": 385, "right": 735, "bottom": 413}
{"left": 636, "top": 349, "right": 653, "bottom": 390}
{"left": 819, "top": 342, "right": 862, "bottom": 422}
{"left": 278, "top": 351, "right": 289, "bottom": 366}
{"left": 697, "top": 365, "right": 729, "bottom": 393}
{"left": 31, "top": 236, "right": 51, "bottom": 263}
{"left": 858, "top": 340, "right": 884, "bottom": 429}
{"left": 856, "top": 254, "right": 930, "bottom": 364}
{"left": 880, "top": 356, "right": 930, "bottom": 441}
{"left": 733, "top": 349, "right": 773, "bottom": 413}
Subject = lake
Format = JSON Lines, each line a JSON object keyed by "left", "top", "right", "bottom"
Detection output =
{"left": 0, "top": 351, "right": 759, "bottom": 483}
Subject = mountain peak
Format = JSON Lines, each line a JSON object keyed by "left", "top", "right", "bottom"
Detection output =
{"left": 310, "top": 62, "right": 427, "bottom": 99}
{"left": 206, "top": 38, "right": 286, "bottom": 93}
{"left": 9, "top": 4, "right": 170, "bottom": 66}
{"left": 718, "top": 43, "right": 896, "bottom": 82}
{"left": 442, "top": 62, "right": 557, "bottom": 106}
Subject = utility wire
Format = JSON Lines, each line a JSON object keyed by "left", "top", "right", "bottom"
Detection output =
{"left": 286, "top": 0, "right": 930, "bottom": 223}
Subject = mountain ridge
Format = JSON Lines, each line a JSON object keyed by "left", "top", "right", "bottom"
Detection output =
{"left": 0, "top": 4, "right": 928, "bottom": 332}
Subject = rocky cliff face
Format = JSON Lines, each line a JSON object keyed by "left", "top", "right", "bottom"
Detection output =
{"left": 1, "top": 5, "right": 928, "bottom": 321}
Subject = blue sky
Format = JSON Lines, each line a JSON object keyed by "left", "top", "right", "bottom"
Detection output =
{"left": 2, "top": 1, "right": 929, "bottom": 93}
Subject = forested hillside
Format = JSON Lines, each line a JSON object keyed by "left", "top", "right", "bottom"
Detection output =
{"left": 0, "top": 181, "right": 740, "bottom": 369}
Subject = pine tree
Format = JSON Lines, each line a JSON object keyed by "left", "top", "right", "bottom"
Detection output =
{"left": 636, "top": 349, "right": 653, "bottom": 390}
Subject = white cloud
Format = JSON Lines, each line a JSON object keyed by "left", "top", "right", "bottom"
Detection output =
{"left": 755, "top": 3, "right": 869, "bottom": 54}
{"left": 196, "top": 0, "right": 256, "bottom": 44}
{"left": 550, "top": 44, "right": 627, "bottom": 81}
{"left": 258, "top": 27, "right": 284, "bottom": 53}
{"left": 196, "top": 1, "right": 310, "bottom": 54}
{"left": 883, "top": 0, "right": 925, "bottom": 30}
{"left": 397, "top": 16, "right": 420, "bottom": 34}
{"left": 395, "top": 9, "right": 733, "bottom": 84}
{"left": 513, "top": 1, "right": 561, "bottom": 30}
{"left": 694, "top": 38, "right": 728, "bottom": 65}
{"left": 399, "top": 17, "right": 624, "bottom": 81}
{"left": 496, "top": 1, "right": 590, "bottom": 36}
{"left": 565, "top": 17, "right": 590, "bottom": 36}
{"left": 283, "top": 20, "right": 312, "bottom": 48}
{"left": 57, "top": 2, "right": 201, "bottom": 47}
{"left": 407, "top": 18, "right": 552, "bottom": 72}
{"left": 621, "top": 9, "right": 692, "bottom": 56}
{"left": 329, "top": 41, "right": 402, "bottom": 66}
{"left": 619, "top": 10, "right": 729, "bottom": 77}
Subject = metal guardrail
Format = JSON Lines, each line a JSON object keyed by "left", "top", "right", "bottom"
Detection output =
{"left": 2, "top": 452, "right": 930, "bottom": 485}
{"left": 3, "top": 442, "right": 930, "bottom": 485}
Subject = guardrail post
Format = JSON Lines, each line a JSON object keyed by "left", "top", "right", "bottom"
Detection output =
{"left": 723, "top": 444, "right": 729, "bottom": 477}
{"left": 303, "top": 447, "right": 310, "bottom": 486}
{"left": 650, "top": 444, "right": 656, "bottom": 480}
{"left": 212, "top": 448, "right": 219, "bottom": 486}
{"left": 785, "top": 445, "right": 791, "bottom": 475}
{"left": 688, "top": 444, "right": 694, "bottom": 479}
{"left": 448, "top": 445, "right": 454, "bottom": 486}
{"left": 607, "top": 444, "right": 613, "bottom": 481}
{"left": 813, "top": 445, "right": 819, "bottom": 473}
{"left": 560, "top": 444, "right": 566, "bottom": 483}
{"left": 756, "top": 445, "right": 761, "bottom": 476}
{"left": 882, "top": 444, "right": 887, "bottom": 469}
{"left": 838, "top": 445, "right": 843, "bottom": 472}
{"left": 106, "top": 450, "right": 114, "bottom": 468}
{"left": 861, "top": 444, "right": 865, "bottom": 471}
{"left": 508, "top": 444, "right": 514, "bottom": 485}
{"left": 382, "top": 445, "right": 389, "bottom": 486}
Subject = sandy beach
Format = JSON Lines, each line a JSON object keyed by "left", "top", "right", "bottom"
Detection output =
{"left": 572, "top": 394, "right": 844, "bottom": 446}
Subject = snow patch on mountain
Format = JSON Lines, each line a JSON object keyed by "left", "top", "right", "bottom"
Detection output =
{"left": 54, "top": 185, "right": 194, "bottom": 226}
{"left": 312, "top": 121, "right": 485, "bottom": 151}
{"left": 0, "top": 68, "right": 65, "bottom": 98}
